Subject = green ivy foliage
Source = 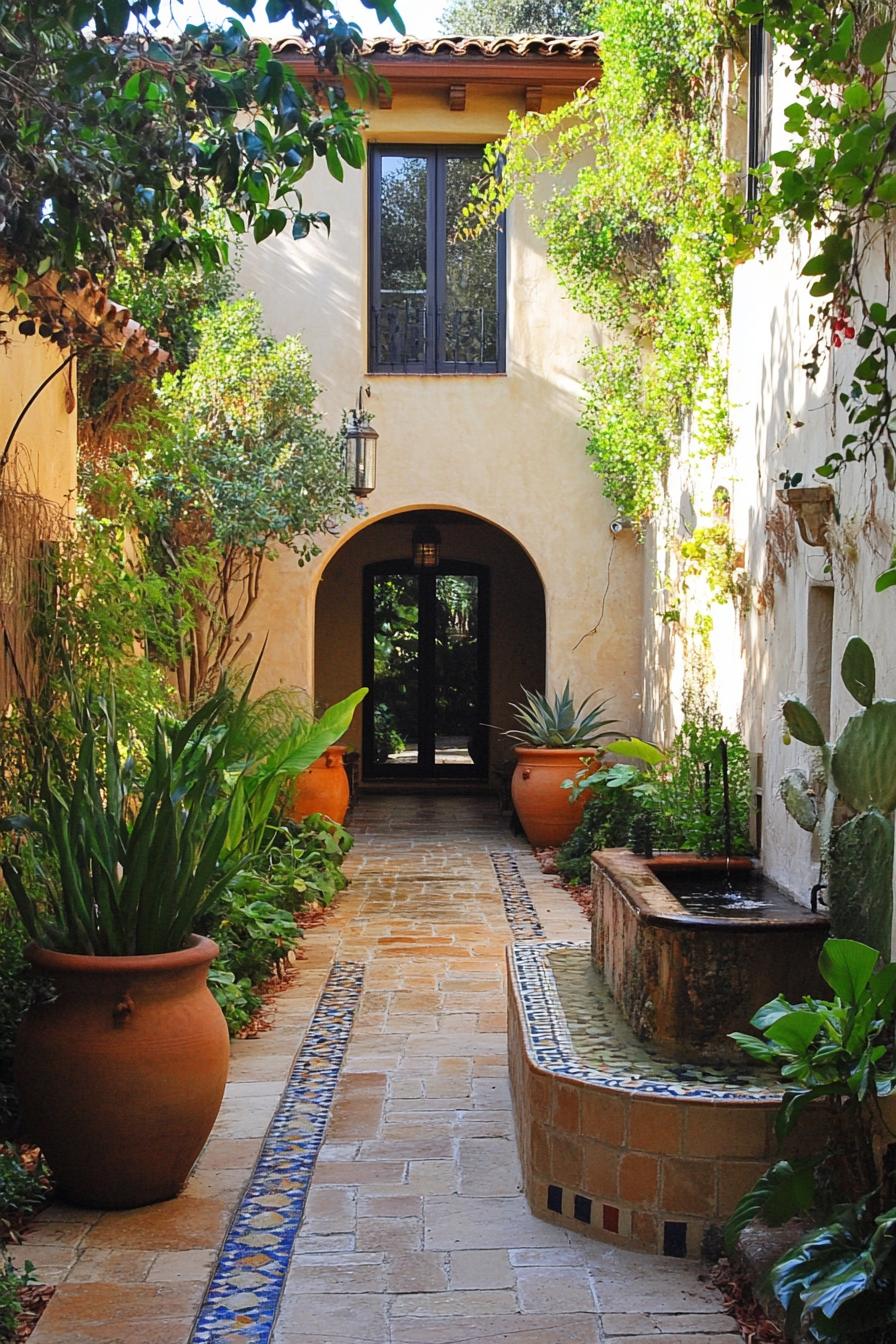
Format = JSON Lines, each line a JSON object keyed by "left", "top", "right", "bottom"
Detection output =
{"left": 476, "top": 0, "right": 739, "bottom": 521}
{"left": 734, "top": 1, "right": 896, "bottom": 488}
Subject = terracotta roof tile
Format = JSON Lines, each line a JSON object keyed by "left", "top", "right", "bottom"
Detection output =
{"left": 272, "top": 33, "right": 601, "bottom": 62}
{"left": 27, "top": 269, "right": 169, "bottom": 374}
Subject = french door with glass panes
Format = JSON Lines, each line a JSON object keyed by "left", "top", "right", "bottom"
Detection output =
{"left": 362, "top": 562, "right": 489, "bottom": 779}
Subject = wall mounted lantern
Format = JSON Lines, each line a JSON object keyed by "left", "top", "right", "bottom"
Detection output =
{"left": 343, "top": 386, "right": 378, "bottom": 497}
{"left": 412, "top": 525, "right": 441, "bottom": 569}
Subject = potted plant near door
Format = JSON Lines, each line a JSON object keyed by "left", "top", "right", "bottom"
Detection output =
{"left": 0, "top": 685, "right": 248, "bottom": 1210}
{"left": 507, "top": 682, "right": 616, "bottom": 847}
{"left": 286, "top": 690, "right": 368, "bottom": 826}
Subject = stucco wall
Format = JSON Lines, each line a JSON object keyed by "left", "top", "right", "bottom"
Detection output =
{"left": 0, "top": 290, "right": 77, "bottom": 509}
{"left": 236, "top": 90, "right": 644, "bottom": 760}
{"left": 639, "top": 49, "right": 896, "bottom": 950}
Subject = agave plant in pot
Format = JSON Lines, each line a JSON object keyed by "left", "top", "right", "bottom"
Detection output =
{"left": 507, "top": 682, "right": 616, "bottom": 847}
{"left": 0, "top": 684, "right": 250, "bottom": 1210}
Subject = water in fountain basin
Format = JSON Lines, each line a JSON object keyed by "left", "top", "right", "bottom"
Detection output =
{"left": 660, "top": 870, "right": 802, "bottom": 920}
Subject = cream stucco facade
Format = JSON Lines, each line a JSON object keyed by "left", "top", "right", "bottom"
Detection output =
{"left": 237, "top": 73, "right": 645, "bottom": 769}
{"left": 0, "top": 291, "right": 78, "bottom": 510}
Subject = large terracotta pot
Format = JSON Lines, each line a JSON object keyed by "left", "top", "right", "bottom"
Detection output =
{"left": 289, "top": 745, "right": 350, "bottom": 825}
{"left": 16, "top": 935, "right": 229, "bottom": 1209}
{"left": 511, "top": 746, "right": 597, "bottom": 848}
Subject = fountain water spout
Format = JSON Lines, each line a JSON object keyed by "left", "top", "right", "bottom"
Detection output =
{"left": 719, "top": 738, "right": 732, "bottom": 872}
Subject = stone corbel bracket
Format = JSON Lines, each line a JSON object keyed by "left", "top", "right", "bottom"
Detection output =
{"left": 775, "top": 485, "right": 835, "bottom": 548}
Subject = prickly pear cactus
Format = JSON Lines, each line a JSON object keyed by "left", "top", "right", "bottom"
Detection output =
{"left": 827, "top": 811, "right": 894, "bottom": 957}
{"left": 831, "top": 701, "right": 896, "bottom": 815}
{"left": 780, "top": 637, "right": 895, "bottom": 959}
{"left": 780, "top": 769, "right": 818, "bottom": 833}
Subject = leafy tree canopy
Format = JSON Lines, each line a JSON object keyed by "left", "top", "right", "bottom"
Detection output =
{"left": 0, "top": 0, "right": 404, "bottom": 317}
{"left": 438, "top": 0, "right": 590, "bottom": 37}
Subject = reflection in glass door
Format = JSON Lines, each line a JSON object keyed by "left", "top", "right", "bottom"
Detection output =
{"left": 364, "top": 563, "right": 488, "bottom": 778}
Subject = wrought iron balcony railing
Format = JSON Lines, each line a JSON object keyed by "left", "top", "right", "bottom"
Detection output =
{"left": 370, "top": 299, "right": 501, "bottom": 373}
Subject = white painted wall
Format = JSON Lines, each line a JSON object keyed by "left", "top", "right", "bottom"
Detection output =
{"left": 640, "top": 49, "right": 896, "bottom": 947}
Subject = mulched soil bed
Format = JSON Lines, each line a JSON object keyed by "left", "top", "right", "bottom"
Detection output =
{"left": 14, "top": 1281, "right": 54, "bottom": 1342}
{"left": 237, "top": 899, "right": 335, "bottom": 1039}
{"left": 712, "top": 1258, "right": 782, "bottom": 1344}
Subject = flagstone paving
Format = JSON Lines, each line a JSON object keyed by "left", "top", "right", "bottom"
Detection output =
{"left": 20, "top": 795, "right": 740, "bottom": 1344}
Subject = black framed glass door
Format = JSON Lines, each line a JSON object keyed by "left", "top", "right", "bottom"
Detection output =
{"left": 363, "top": 561, "right": 489, "bottom": 779}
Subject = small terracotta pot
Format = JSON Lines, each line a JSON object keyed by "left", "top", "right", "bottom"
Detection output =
{"left": 289, "top": 745, "right": 350, "bottom": 825}
{"left": 511, "top": 746, "right": 597, "bottom": 848}
{"left": 16, "top": 935, "right": 229, "bottom": 1209}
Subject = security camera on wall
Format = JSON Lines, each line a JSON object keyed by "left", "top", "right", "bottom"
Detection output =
{"left": 609, "top": 517, "right": 633, "bottom": 536}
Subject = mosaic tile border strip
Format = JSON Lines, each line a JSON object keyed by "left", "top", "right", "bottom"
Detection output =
{"left": 191, "top": 960, "right": 365, "bottom": 1344}
{"left": 512, "top": 940, "right": 783, "bottom": 1102}
{"left": 489, "top": 849, "right": 545, "bottom": 940}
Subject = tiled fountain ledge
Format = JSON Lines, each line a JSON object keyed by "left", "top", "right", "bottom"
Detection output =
{"left": 19, "top": 796, "right": 738, "bottom": 1344}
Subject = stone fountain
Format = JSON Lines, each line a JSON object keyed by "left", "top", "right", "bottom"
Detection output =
{"left": 507, "top": 753, "right": 829, "bottom": 1258}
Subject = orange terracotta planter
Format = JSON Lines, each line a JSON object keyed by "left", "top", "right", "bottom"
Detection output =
{"left": 511, "top": 746, "right": 597, "bottom": 848}
{"left": 289, "top": 745, "right": 350, "bottom": 825}
{"left": 16, "top": 935, "right": 229, "bottom": 1209}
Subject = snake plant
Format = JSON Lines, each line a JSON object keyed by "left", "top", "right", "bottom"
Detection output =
{"left": 506, "top": 681, "right": 616, "bottom": 748}
{"left": 0, "top": 682, "right": 367, "bottom": 957}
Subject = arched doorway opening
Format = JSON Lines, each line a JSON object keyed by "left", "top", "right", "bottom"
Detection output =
{"left": 314, "top": 509, "right": 546, "bottom": 784}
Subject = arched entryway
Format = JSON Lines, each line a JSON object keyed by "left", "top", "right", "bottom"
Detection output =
{"left": 314, "top": 509, "right": 546, "bottom": 784}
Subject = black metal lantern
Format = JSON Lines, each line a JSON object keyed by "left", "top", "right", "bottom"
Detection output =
{"left": 343, "top": 388, "right": 377, "bottom": 497}
{"left": 412, "top": 525, "right": 441, "bottom": 569}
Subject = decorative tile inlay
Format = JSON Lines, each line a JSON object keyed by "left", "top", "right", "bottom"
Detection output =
{"left": 512, "top": 941, "right": 783, "bottom": 1102}
{"left": 489, "top": 849, "right": 545, "bottom": 940}
{"left": 191, "top": 961, "right": 364, "bottom": 1344}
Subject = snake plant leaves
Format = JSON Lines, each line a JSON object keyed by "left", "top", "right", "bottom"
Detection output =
{"left": 840, "top": 637, "right": 875, "bottom": 707}
{"left": 831, "top": 701, "right": 896, "bottom": 814}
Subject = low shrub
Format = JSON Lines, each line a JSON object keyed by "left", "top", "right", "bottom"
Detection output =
{"left": 557, "top": 715, "right": 752, "bottom": 882}
{"left": 202, "top": 814, "right": 353, "bottom": 1035}
{"left": 0, "top": 1252, "right": 34, "bottom": 1342}
{"left": 0, "top": 1145, "right": 48, "bottom": 1342}
{"left": 0, "top": 902, "right": 52, "bottom": 1138}
{"left": 555, "top": 781, "right": 642, "bottom": 885}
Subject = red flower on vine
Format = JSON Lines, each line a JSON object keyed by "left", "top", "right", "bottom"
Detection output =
{"left": 831, "top": 309, "right": 855, "bottom": 348}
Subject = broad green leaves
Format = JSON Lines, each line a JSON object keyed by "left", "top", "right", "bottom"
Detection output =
{"left": 0, "top": 0, "right": 390, "bottom": 300}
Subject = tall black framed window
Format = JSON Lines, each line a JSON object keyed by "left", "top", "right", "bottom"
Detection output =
{"left": 369, "top": 146, "right": 506, "bottom": 374}
{"left": 746, "top": 21, "right": 772, "bottom": 206}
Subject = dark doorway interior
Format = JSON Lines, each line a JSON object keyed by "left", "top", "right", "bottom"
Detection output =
{"left": 313, "top": 509, "right": 546, "bottom": 786}
{"left": 363, "top": 561, "right": 489, "bottom": 779}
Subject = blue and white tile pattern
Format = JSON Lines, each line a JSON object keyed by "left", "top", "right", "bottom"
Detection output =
{"left": 191, "top": 960, "right": 364, "bottom": 1344}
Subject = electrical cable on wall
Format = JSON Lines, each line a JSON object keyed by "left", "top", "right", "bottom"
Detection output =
{"left": 573, "top": 531, "right": 618, "bottom": 652}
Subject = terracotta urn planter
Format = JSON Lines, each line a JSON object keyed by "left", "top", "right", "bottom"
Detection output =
{"left": 511, "top": 746, "right": 597, "bottom": 848}
{"left": 289, "top": 745, "right": 350, "bottom": 825}
{"left": 16, "top": 935, "right": 229, "bottom": 1209}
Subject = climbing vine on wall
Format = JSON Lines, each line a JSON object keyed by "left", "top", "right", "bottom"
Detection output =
{"left": 734, "top": 1, "right": 896, "bottom": 488}
{"left": 472, "top": 0, "right": 742, "bottom": 523}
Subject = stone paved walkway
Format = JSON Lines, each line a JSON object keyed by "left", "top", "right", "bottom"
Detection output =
{"left": 21, "top": 796, "right": 739, "bottom": 1344}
